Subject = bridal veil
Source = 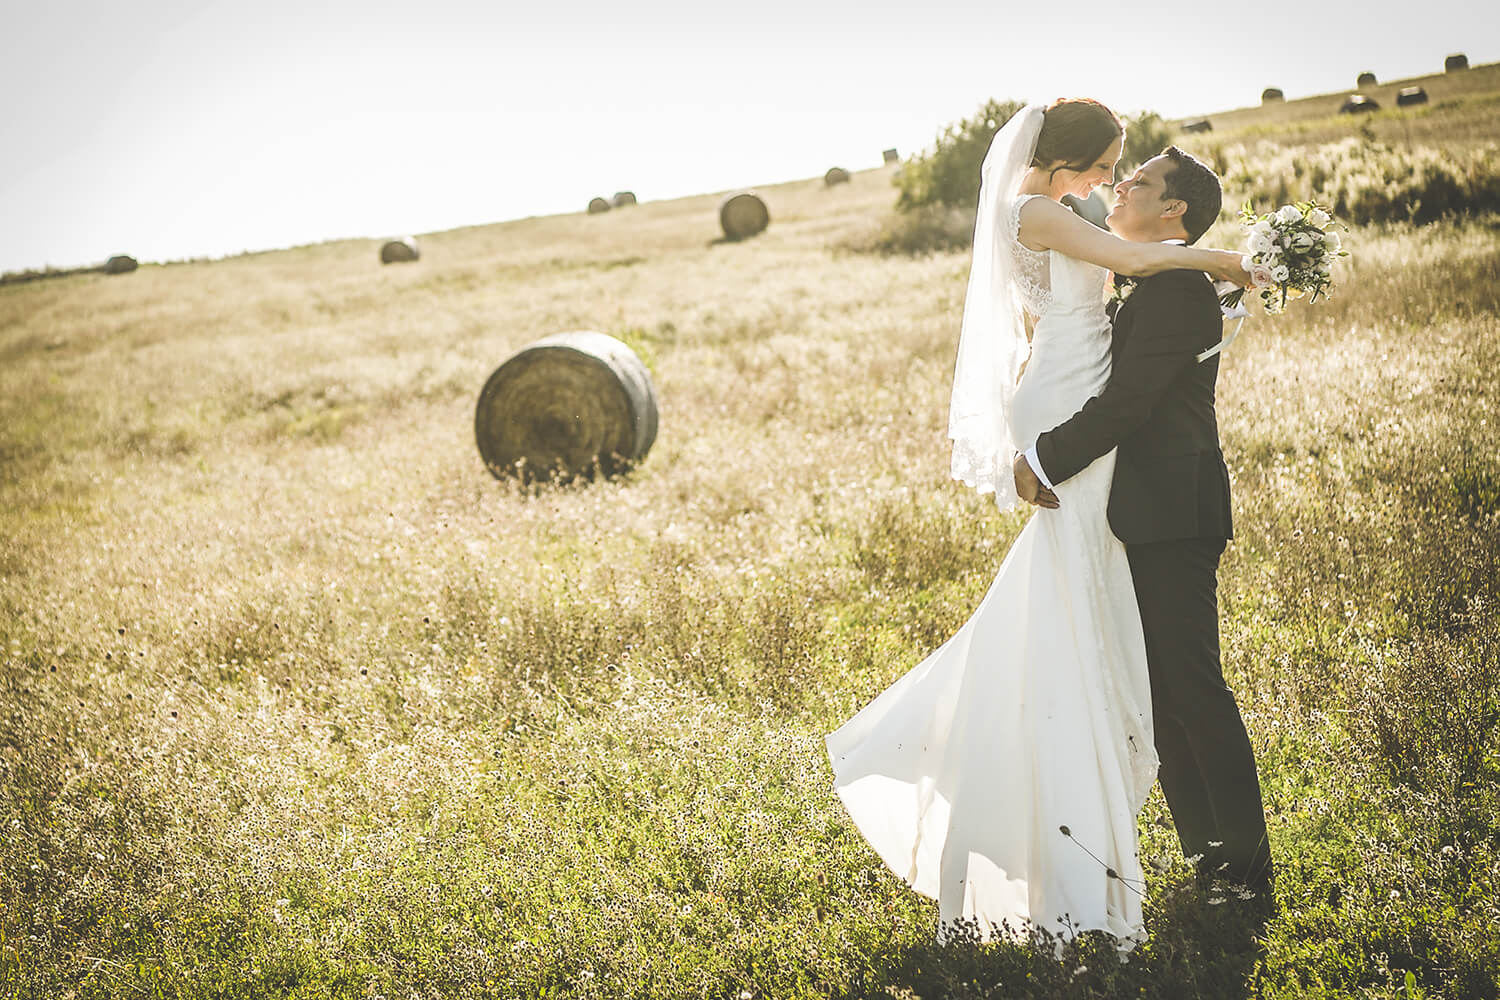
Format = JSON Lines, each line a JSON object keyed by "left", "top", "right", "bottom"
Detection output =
{"left": 948, "top": 103, "right": 1046, "bottom": 509}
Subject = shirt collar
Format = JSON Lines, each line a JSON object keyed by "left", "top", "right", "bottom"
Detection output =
{"left": 1115, "top": 239, "right": 1185, "bottom": 290}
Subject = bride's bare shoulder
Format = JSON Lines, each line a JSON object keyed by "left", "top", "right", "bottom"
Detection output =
{"left": 1015, "top": 195, "right": 1069, "bottom": 251}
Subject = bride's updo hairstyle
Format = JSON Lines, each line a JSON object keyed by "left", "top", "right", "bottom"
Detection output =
{"left": 1031, "top": 98, "right": 1123, "bottom": 181}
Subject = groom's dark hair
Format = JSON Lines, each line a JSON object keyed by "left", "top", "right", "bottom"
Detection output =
{"left": 1160, "top": 146, "right": 1222, "bottom": 245}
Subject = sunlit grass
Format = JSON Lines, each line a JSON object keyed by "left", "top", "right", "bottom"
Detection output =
{"left": 1, "top": 156, "right": 1498, "bottom": 997}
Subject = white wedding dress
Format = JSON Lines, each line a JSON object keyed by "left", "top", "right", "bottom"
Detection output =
{"left": 826, "top": 194, "right": 1159, "bottom": 952}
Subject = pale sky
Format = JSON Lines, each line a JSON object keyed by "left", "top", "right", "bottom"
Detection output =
{"left": 2, "top": 0, "right": 1494, "bottom": 274}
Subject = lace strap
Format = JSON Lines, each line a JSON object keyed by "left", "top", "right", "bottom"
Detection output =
{"left": 1007, "top": 194, "right": 1047, "bottom": 250}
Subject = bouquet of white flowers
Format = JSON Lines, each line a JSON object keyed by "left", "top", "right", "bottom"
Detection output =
{"left": 1221, "top": 201, "right": 1348, "bottom": 315}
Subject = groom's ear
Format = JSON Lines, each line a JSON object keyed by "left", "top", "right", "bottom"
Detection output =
{"left": 1160, "top": 198, "right": 1189, "bottom": 222}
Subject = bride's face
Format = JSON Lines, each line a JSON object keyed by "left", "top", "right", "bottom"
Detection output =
{"left": 1046, "top": 134, "right": 1125, "bottom": 199}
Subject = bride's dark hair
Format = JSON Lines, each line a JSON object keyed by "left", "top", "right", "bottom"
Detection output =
{"left": 1032, "top": 98, "right": 1123, "bottom": 180}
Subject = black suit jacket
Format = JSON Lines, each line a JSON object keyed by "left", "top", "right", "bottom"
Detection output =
{"left": 1034, "top": 268, "right": 1232, "bottom": 545}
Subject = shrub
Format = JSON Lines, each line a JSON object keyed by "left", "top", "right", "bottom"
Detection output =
{"left": 894, "top": 98, "right": 1026, "bottom": 215}
{"left": 1216, "top": 138, "right": 1500, "bottom": 225}
{"left": 884, "top": 101, "right": 1174, "bottom": 254}
{"left": 1121, "top": 111, "right": 1177, "bottom": 172}
{"left": 856, "top": 204, "right": 977, "bottom": 255}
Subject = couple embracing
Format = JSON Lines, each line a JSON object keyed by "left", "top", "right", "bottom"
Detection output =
{"left": 827, "top": 99, "right": 1273, "bottom": 952}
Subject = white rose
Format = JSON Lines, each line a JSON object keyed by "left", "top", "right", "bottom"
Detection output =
{"left": 1251, "top": 220, "right": 1275, "bottom": 238}
{"left": 1276, "top": 205, "right": 1303, "bottom": 224}
{"left": 1272, "top": 264, "right": 1291, "bottom": 282}
{"left": 1293, "top": 232, "right": 1316, "bottom": 249}
{"left": 1308, "top": 208, "right": 1331, "bottom": 228}
{"left": 1323, "top": 231, "right": 1342, "bottom": 251}
{"left": 1249, "top": 233, "right": 1274, "bottom": 255}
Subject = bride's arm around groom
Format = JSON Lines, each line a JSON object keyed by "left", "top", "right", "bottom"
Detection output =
{"left": 1014, "top": 146, "right": 1233, "bottom": 530}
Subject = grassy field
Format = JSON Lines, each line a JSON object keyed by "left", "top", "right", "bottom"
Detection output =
{"left": 3, "top": 88, "right": 1500, "bottom": 998}
{"left": 1173, "top": 60, "right": 1500, "bottom": 147}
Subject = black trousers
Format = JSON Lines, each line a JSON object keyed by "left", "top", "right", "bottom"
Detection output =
{"left": 1126, "top": 537, "right": 1273, "bottom": 888}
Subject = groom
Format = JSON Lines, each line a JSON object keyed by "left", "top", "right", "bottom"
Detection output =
{"left": 1013, "top": 147, "right": 1274, "bottom": 897}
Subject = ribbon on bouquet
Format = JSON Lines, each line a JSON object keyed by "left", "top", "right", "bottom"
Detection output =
{"left": 1198, "top": 279, "right": 1251, "bottom": 363}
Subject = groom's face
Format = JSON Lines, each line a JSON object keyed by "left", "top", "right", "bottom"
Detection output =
{"left": 1107, "top": 156, "right": 1178, "bottom": 241}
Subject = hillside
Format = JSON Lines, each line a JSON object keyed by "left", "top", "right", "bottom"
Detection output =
{"left": 2, "top": 78, "right": 1499, "bottom": 1000}
{"left": 1172, "top": 59, "right": 1500, "bottom": 146}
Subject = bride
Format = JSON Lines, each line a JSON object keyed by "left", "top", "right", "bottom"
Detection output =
{"left": 826, "top": 99, "right": 1250, "bottom": 952}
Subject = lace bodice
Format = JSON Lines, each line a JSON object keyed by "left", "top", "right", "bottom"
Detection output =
{"left": 1008, "top": 194, "right": 1053, "bottom": 316}
{"left": 1005, "top": 196, "right": 1114, "bottom": 454}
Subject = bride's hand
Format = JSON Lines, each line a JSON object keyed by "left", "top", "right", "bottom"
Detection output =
{"left": 1211, "top": 250, "right": 1254, "bottom": 287}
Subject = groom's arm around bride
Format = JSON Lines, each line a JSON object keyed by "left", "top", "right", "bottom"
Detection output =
{"left": 1022, "top": 267, "right": 1226, "bottom": 540}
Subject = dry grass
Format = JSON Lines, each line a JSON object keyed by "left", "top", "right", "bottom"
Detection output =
{"left": 2, "top": 134, "right": 1498, "bottom": 997}
{"left": 1173, "top": 60, "right": 1500, "bottom": 147}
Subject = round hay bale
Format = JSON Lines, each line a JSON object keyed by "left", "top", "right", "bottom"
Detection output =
{"left": 611, "top": 191, "right": 637, "bottom": 208}
{"left": 1356, "top": 71, "right": 1378, "bottom": 87}
{"left": 1397, "top": 86, "right": 1429, "bottom": 107}
{"left": 1182, "top": 118, "right": 1213, "bottom": 133}
{"left": 475, "top": 331, "right": 658, "bottom": 482}
{"left": 882, "top": 147, "right": 899, "bottom": 164}
{"left": 588, "top": 197, "right": 612, "bottom": 214}
{"left": 103, "top": 255, "right": 138, "bottom": 275}
{"left": 719, "top": 192, "right": 769, "bottom": 241}
{"left": 380, "top": 237, "right": 419, "bottom": 264}
{"left": 824, "top": 166, "right": 851, "bottom": 186}
{"left": 1340, "top": 94, "right": 1380, "bottom": 114}
{"left": 1261, "top": 87, "right": 1284, "bottom": 103}
{"left": 1445, "top": 53, "right": 1468, "bottom": 72}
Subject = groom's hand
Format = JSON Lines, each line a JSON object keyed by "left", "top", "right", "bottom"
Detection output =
{"left": 1014, "top": 455, "right": 1059, "bottom": 509}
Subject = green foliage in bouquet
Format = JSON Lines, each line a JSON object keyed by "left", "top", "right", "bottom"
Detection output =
{"left": 1225, "top": 201, "right": 1349, "bottom": 315}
